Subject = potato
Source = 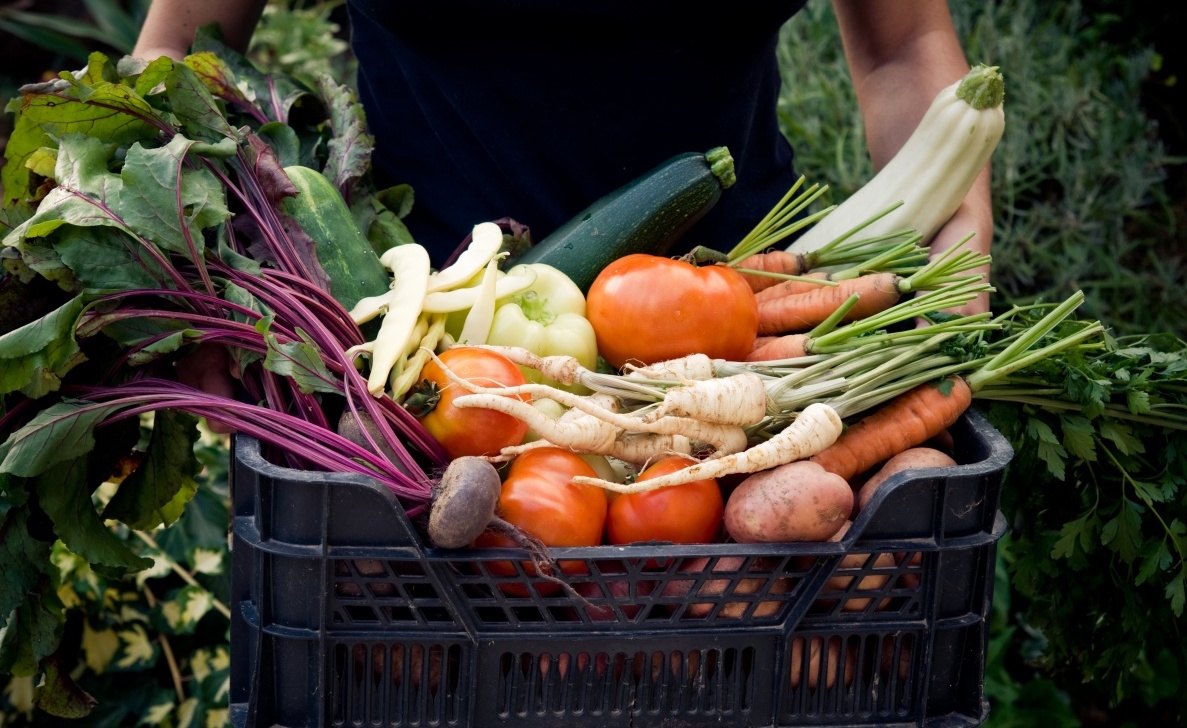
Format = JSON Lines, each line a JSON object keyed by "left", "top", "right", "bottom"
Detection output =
{"left": 788, "top": 636, "right": 856, "bottom": 690}
{"left": 724, "top": 461, "right": 852, "bottom": 543}
{"left": 820, "top": 521, "right": 895, "bottom": 612}
{"left": 663, "top": 556, "right": 794, "bottom": 619}
{"left": 856, "top": 447, "right": 956, "bottom": 513}
{"left": 576, "top": 562, "right": 654, "bottom": 622}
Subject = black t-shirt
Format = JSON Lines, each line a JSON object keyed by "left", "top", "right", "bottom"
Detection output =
{"left": 346, "top": 1, "right": 808, "bottom": 264}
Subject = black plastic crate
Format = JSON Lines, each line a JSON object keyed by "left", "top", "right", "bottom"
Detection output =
{"left": 229, "top": 408, "right": 1011, "bottom": 728}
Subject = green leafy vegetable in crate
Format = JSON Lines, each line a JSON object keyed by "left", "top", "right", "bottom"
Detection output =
{"left": 0, "top": 36, "right": 449, "bottom": 716}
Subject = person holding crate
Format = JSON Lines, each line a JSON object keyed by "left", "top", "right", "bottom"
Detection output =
{"left": 133, "top": 1, "right": 992, "bottom": 312}
{"left": 135, "top": 0, "right": 993, "bottom": 404}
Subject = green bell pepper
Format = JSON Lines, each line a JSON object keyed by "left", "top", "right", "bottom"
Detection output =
{"left": 486, "top": 263, "right": 599, "bottom": 391}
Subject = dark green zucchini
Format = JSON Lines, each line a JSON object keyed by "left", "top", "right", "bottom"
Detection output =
{"left": 515, "top": 146, "right": 735, "bottom": 292}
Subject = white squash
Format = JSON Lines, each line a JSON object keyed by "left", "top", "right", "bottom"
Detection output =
{"left": 788, "top": 64, "right": 1005, "bottom": 255}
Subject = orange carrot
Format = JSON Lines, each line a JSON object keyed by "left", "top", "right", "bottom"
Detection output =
{"left": 750, "top": 335, "right": 780, "bottom": 353}
{"left": 735, "top": 250, "right": 808, "bottom": 292}
{"left": 809, "top": 377, "right": 972, "bottom": 481}
{"left": 757, "top": 273, "right": 901, "bottom": 336}
{"left": 753, "top": 271, "right": 834, "bottom": 303}
{"left": 746, "top": 334, "right": 809, "bottom": 362}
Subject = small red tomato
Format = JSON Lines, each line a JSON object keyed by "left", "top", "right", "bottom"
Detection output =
{"left": 605, "top": 456, "right": 724, "bottom": 546}
{"left": 585, "top": 254, "right": 758, "bottom": 368}
{"left": 414, "top": 346, "right": 530, "bottom": 459}
{"left": 473, "top": 447, "right": 609, "bottom": 595}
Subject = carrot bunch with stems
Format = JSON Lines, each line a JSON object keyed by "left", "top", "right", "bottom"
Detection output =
{"left": 754, "top": 237, "right": 990, "bottom": 336}
{"left": 748, "top": 233, "right": 930, "bottom": 302}
{"left": 805, "top": 292, "right": 1104, "bottom": 480}
{"left": 723, "top": 185, "right": 923, "bottom": 295}
{"left": 746, "top": 276, "right": 994, "bottom": 362}
{"left": 555, "top": 291, "right": 1101, "bottom": 494}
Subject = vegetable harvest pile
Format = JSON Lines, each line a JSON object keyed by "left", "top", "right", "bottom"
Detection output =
{"left": 2, "top": 41, "right": 1186, "bottom": 718}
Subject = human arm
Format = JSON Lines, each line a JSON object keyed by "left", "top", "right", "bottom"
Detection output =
{"left": 133, "top": 0, "right": 269, "bottom": 61}
{"left": 830, "top": 0, "right": 992, "bottom": 315}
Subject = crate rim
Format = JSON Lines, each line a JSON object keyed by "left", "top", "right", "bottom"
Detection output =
{"left": 232, "top": 407, "right": 1011, "bottom": 559}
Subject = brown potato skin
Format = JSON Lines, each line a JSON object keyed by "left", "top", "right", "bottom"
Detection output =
{"left": 724, "top": 461, "right": 852, "bottom": 543}
{"left": 788, "top": 636, "right": 856, "bottom": 690}
{"left": 663, "top": 556, "right": 794, "bottom": 619}
{"left": 856, "top": 447, "right": 957, "bottom": 514}
{"left": 820, "top": 521, "right": 895, "bottom": 612}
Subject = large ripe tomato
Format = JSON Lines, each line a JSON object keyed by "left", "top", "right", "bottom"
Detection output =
{"left": 415, "top": 347, "right": 530, "bottom": 459}
{"left": 472, "top": 447, "right": 609, "bottom": 595}
{"left": 585, "top": 254, "right": 758, "bottom": 368}
{"left": 605, "top": 456, "right": 724, "bottom": 546}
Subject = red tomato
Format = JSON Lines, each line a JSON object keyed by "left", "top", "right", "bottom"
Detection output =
{"left": 585, "top": 254, "right": 758, "bottom": 368}
{"left": 605, "top": 456, "right": 724, "bottom": 546}
{"left": 416, "top": 347, "right": 530, "bottom": 459}
{"left": 472, "top": 447, "right": 608, "bottom": 595}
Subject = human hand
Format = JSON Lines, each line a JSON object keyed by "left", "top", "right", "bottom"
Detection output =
{"left": 926, "top": 201, "right": 993, "bottom": 318}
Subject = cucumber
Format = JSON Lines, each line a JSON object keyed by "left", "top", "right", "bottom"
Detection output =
{"left": 515, "top": 147, "right": 735, "bottom": 292}
{"left": 280, "top": 165, "right": 391, "bottom": 312}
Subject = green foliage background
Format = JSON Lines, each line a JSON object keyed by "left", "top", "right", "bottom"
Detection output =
{"left": 1, "top": 0, "right": 1184, "bottom": 726}
{"left": 780, "top": 3, "right": 1186, "bottom": 726}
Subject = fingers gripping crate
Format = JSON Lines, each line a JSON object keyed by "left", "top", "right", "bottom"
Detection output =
{"left": 229, "top": 409, "right": 1012, "bottom": 728}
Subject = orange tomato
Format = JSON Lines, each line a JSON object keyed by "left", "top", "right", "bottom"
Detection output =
{"left": 585, "top": 254, "right": 758, "bottom": 368}
{"left": 605, "top": 455, "right": 724, "bottom": 546}
{"left": 472, "top": 447, "right": 608, "bottom": 595}
{"left": 415, "top": 346, "right": 530, "bottom": 459}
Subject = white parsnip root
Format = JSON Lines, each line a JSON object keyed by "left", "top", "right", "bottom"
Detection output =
{"left": 451, "top": 393, "right": 692, "bottom": 465}
{"left": 644, "top": 372, "right": 768, "bottom": 426}
{"left": 469, "top": 345, "right": 592, "bottom": 387}
{"left": 430, "top": 350, "right": 749, "bottom": 456}
{"left": 622, "top": 354, "right": 717, "bottom": 381}
{"left": 569, "top": 402, "right": 844, "bottom": 493}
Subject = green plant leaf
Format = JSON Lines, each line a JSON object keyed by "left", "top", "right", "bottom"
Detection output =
{"left": 56, "top": 226, "right": 171, "bottom": 291}
{"left": 1167, "top": 568, "right": 1186, "bottom": 617}
{"left": 0, "top": 18, "right": 94, "bottom": 63}
{"left": 258, "top": 121, "right": 301, "bottom": 169}
{"left": 156, "top": 482, "right": 230, "bottom": 561}
{"left": 165, "top": 61, "right": 237, "bottom": 143}
{"left": 0, "top": 579, "right": 64, "bottom": 677}
{"left": 1100, "top": 499, "right": 1144, "bottom": 564}
{"left": 36, "top": 457, "right": 152, "bottom": 571}
{"left": 0, "top": 500, "right": 54, "bottom": 619}
{"left": 47, "top": 53, "right": 165, "bottom": 130}
{"left": 35, "top": 655, "right": 98, "bottom": 718}
{"left": 103, "top": 410, "right": 200, "bottom": 531}
{"left": 3, "top": 134, "right": 131, "bottom": 251}
{"left": 0, "top": 294, "right": 85, "bottom": 398}
{"left": 158, "top": 584, "right": 213, "bottom": 635}
{"left": 318, "top": 73, "right": 373, "bottom": 195}
{"left": 191, "top": 23, "right": 306, "bottom": 122}
{"left": 116, "top": 135, "right": 231, "bottom": 257}
{"left": 80, "top": 0, "right": 142, "bottom": 51}
{"left": 263, "top": 330, "right": 341, "bottom": 394}
{"left": 1058, "top": 414, "right": 1097, "bottom": 463}
{"left": 0, "top": 399, "right": 125, "bottom": 478}
{"left": 112, "top": 623, "right": 157, "bottom": 670}
{"left": 80, "top": 619, "right": 120, "bottom": 675}
{"left": 126, "top": 329, "right": 203, "bottom": 367}
{"left": 1135, "top": 540, "right": 1172, "bottom": 586}
{"left": 1027, "top": 417, "right": 1067, "bottom": 479}
{"left": 1100, "top": 420, "right": 1146, "bottom": 456}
